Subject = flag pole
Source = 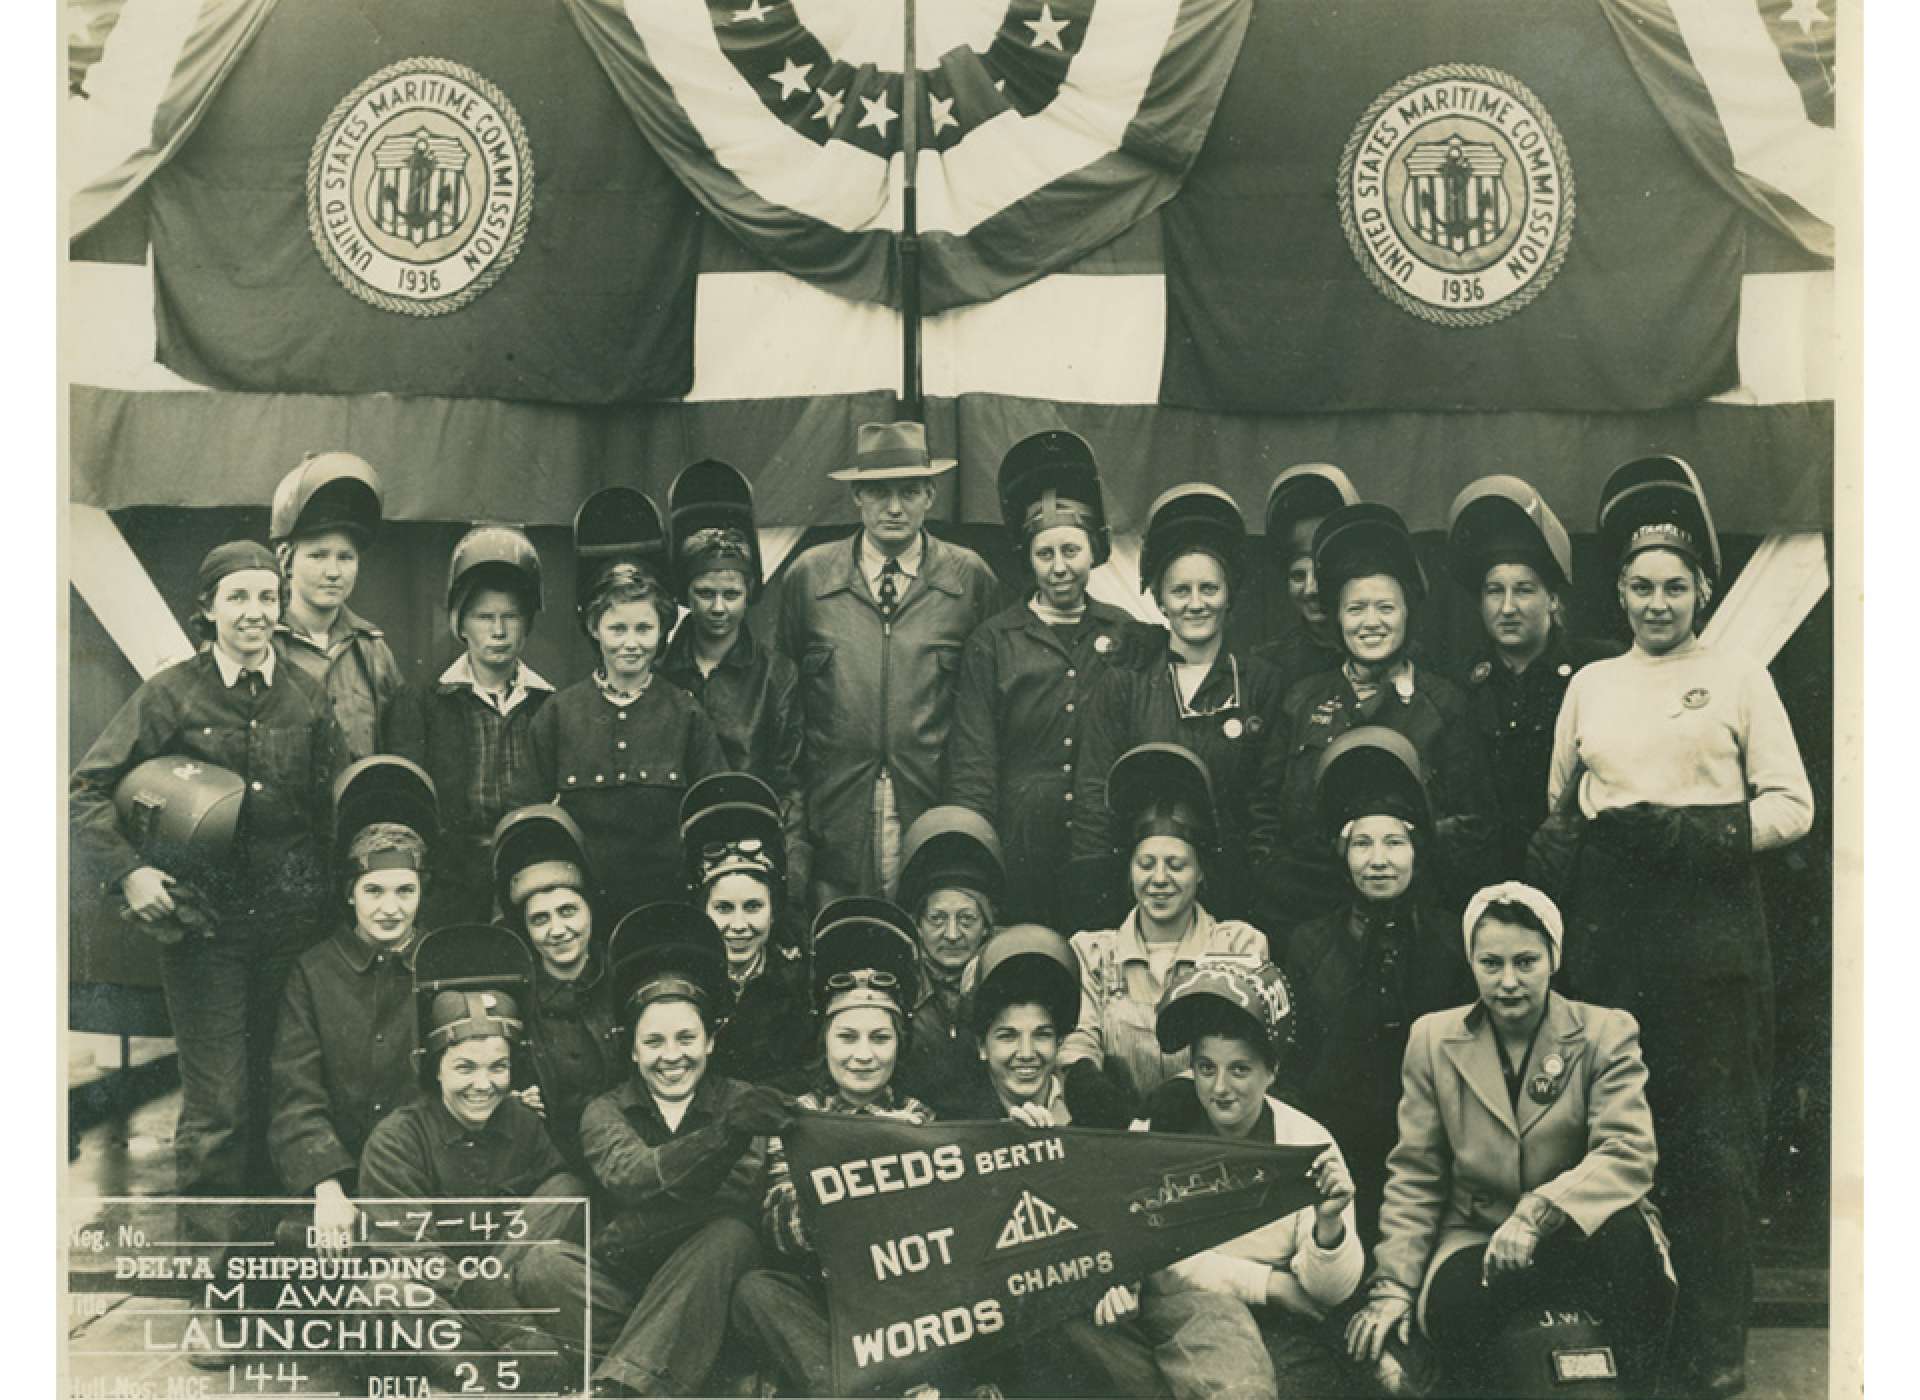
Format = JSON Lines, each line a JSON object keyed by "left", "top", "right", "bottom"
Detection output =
{"left": 899, "top": 0, "right": 923, "bottom": 421}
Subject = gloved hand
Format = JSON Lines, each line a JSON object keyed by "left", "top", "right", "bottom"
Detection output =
{"left": 1523, "top": 810, "right": 1584, "bottom": 900}
{"left": 1666, "top": 802, "right": 1754, "bottom": 870}
{"left": 1586, "top": 803, "right": 1675, "bottom": 869}
{"left": 723, "top": 1084, "right": 797, "bottom": 1138}
{"left": 1062, "top": 1059, "right": 1137, "bottom": 1129}
{"left": 118, "top": 877, "right": 218, "bottom": 946}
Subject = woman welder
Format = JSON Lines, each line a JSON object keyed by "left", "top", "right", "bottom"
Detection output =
{"left": 1248, "top": 503, "right": 1495, "bottom": 937}
{"left": 1060, "top": 744, "right": 1268, "bottom": 1122}
{"left": 515, "top": 903, "right": 794, "bottom": 1397}
{"left": 270, "top": 755, "right": 438, "bottom": 1251}
{"left": 1445, "top": 476, "right": 1615, "bottom": 877}
{"left": 1540, "top": 456, "right": 1813, "bottom": 1398}
{"left": 946, "top": 430, "right": 1148, "bottom": 929}
{"left": 658, "top": 460, "right": 812, "bottom": 910}
{"left": 1280, "top": 727, "right": 1472, "bottom": 1253}
{"left": 731, "top": 899, "right": 937, "bottom": 1397}
{"left": 1070, "top": 484, "right": 1288, "bottom": 925}
{"left": 895, "top": 804, "right": 1007, "bottom": 1114}
{"left": 1346, "top": 884, "right": 1675, "bottom": 1398}
{"left": 357, "top": 925, "right": 589, "bottom": 1392}
{"left": 491, "top": 803, "right": 619, "bottom": 1170}
{"left": 1253, "top": 464, "right": 1361, "bottom": 694}
{"left": 681, "top": 772, "right": 813, "bottom": 1089}
{"left": 530, "top": 489, "right": 724, "bottom": 924}
{"left": 946, "top": 924, "right": 1094, "bottom": 1126}
{"left": 70, "top": 539, "right": 344, "bottom": 1236}
{"left": 267, "top": 452, "right": 406, "bottom": 762}
{"left": 388, "top": 523, "right": 553, "bottom": 927}
{"left": 1096, "top": 958, "right": 1360, "bottom": 1399}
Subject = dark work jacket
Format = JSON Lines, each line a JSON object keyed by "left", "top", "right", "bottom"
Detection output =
{"left": 777, "top": 532, "right": 1000, "bottom": 893}
{"left": 1247, "top": 665, "right": 1496, "bottom": 940}
{"left": 944, "top": 597, "right": 1154, "bottom": 928}
{"left": 1252, "top": 624, "right": 1344, "bottom": 703}
{"left": 273, "top": 607, "right": 406, "bottom": 763}
{"left": 1458, "top": 629, "right": 1619, "bottom": 879}
{"left": 712, "top": 944, "right": 814, "bottom": 1092}
{"left": 386, "top": 665, "right": 552, "bottom": 927}
{"left": 69, "top": 649, "right": 344, "bottom": 917}
{"left": 360, "top": 1094, "right": 572, "bottom": 1205}
{"left": 529, "top": 678, "right": 725, "bottom": 925}
{"left": 899, "top": 968, "right": 979, "bottom": 1119}
{"left": 1069, "top": 641, "right": 1289, "bottom": 927}
{"left": 269, "top": 924, "right": 420, "bottom": 1194}
{"left": 1280, "top": 900, "right": 1472, "bottom": 1252}
{"left": 658, "top": 623, "right": 812, "bottom": 900}
{"left": 578, "top": 1075, "right": 769, "bottom": 1267}
{"left": 526, "top": 954, "right": 620, "bottom": 1173}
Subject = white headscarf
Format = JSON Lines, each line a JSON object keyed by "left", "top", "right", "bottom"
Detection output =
{"left": 1462, "top": 881, "right": 1565, "bottom": 970}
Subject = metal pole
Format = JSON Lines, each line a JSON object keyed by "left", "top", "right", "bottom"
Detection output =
{"left": 899, "top": 0, "right": 923, "bottom": 420}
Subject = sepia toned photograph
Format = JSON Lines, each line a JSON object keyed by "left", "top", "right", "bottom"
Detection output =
{"left": 58, "top": 1, "right": 1855, "bottom": 1396}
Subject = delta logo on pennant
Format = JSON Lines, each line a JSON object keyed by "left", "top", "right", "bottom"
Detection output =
{"left": 1338, "top": 63, "right": 1574, "bottom": 327}
{"left": 307, "top": 56, "right": 535, "bottom": 317}
{"left": 994, "top": 1189, "right": 1079, "bottom": 1251}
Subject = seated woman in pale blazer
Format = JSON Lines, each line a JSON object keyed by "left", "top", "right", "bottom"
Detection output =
{"left": 1345, "top": 882, "right": 1676, "bottom": 1396}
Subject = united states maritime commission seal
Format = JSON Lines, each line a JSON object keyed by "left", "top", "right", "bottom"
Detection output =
{"left": 1338, "top": 64, "right": 1574, "bottom": 327}
{"left": 307, "top": 56, "right": 534, "bottom": 317}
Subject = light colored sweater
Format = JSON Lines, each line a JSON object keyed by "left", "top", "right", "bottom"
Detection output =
{"left": 1547, "top": 637, "right": 1813, "bottom": 853}
{"left": 1135, "top": 1092, "right": 1364, "bottom": 1318}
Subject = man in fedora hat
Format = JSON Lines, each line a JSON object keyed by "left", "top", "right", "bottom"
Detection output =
{"left": 776, "top": 422, "right": 998, "bottom": 905}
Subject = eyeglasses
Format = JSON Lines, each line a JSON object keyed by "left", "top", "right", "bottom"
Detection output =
{"left": 1170, "top": 655, "right": 1244, "bottom": 720}
{"left": 824, "top": 968, "right": 900, "bottom": 991}
{"left": 920, "top": 908, "right": 985, "bottom": 936}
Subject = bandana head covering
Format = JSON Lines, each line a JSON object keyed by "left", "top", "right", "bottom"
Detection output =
{"left": 1462, "top": 881, "right": 1564, "bottom": 970}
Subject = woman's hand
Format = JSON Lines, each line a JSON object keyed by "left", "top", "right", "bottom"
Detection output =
{"left": 1007, "top": 1101, "right": 1054, "bottom": 1130}
{"left": 1482, "top": 1213, "right": 1541, "bottom": 1282}
{"left": 1308, "top": 1147, "right": 1355, "bottom": 1246}
{"left": 1093, "top": 1283, "right": 1140, "bottom": 1328}
{"left": 514, "top": 1085, "right": 546, "bottom": 1117}
{"left": 121, "top": 867, "right": 177, "bottom": 921}
{"left": 1345, "top": 1293, "right": 1411, "bottom": 1363}
{"left": 312, "top": 1181, "right": 357, "bottom": 1257}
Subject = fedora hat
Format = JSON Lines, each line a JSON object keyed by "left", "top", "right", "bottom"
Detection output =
{"left": 827, "top": 421, "right": 958, "bottom": 482}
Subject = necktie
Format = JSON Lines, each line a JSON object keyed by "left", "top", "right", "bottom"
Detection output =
{"left": 239, "top": 669, "right": 263, "bottom": 697}
{"left": 878, "top": 557, "right": 902, "bottom": 619}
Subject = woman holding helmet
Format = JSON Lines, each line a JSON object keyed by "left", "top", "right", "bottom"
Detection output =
{"left": 71, "top": 539, "right": 343, "bottom": 1243}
